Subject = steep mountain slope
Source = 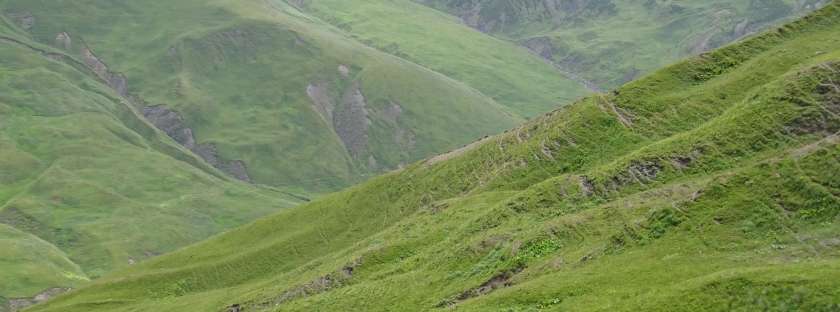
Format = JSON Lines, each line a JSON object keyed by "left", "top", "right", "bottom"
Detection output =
{"left": 284, "top": 0, "right": 591, "bottom": 117}
{"left": 0, "top": 18, "right": 301, "bottom": 308}
{"left": 0, "top": 224, "right": 84, "bottom": 301}
{"left": 417, "top": 0, "right": 827, "bottom": 90}
{"left": 0, "top": 0, "right": 525, "bottom": 193}
{"left": 29, "top": 3, "right": 840, "bottom": 311}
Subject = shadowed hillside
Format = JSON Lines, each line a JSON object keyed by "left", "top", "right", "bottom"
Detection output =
{"left": 417, "top": 0, "right": 826, "bottom": 89}
{"left": 0, "top": 17, "right": 301, "bottom": 309}
{"left": 0, "top": 0, "right": 559, "bottom": 194}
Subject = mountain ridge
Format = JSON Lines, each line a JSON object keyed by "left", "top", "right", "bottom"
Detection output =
{"left": 416, "top": 0, "right": 828, "bottom": 90}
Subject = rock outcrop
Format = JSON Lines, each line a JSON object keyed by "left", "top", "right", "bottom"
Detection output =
{"left": 519, "top": 36, "right": 602, "bottom": 92}
{"left": 306, "top": 81, "right": 372, "bottom": 160}
{"left": 81, "top": 48, "right": 128, "bottom": 96}
{"left": 334, "top": 83, "right": 371, "bottom": 158}
{"left": 5, "top": 288, "right": 70, "bottom": 312}
{"left": 418, "top": 0, "right": 617, "bottom": 33}
{"left": 382, "top": 101, "right": 416, "bottom": 154}
{"left": 72, "top": 43, "right": 252, "bottom": 183}
{"left": 521, "top": 36, "right": 555, "bottom": 60}
{"left": 142, "top": 105, "right": 252, "bottom": 182}
{"left": 54, "top": 32, "right": 72, "bottom": 50}
{"left": 306, "top": 82, "right": 335, "bottom": 124}
{"left": 306, "top": 80, "right": 418, "bottom": 168}
{"left": 6, "top": 11, "right": 35, "bottom": 30}
{"left": 141, "top": 105, "right": 198, "bottom": 149}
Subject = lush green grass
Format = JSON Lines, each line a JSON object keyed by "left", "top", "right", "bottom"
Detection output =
{"left": 28, "top": 3, "right": 840, "bottom": 311}
{"left": 0, "top": 24, "right": 301, "bottom": 302}
{"left": 290, "top": 0, "right": 591, "bottom": 117}
{"left": 0, "top": 224, "right": 87, "bottom": 298}
{"left": 419, "top": 0, "right": 824, "bottom": 89}
{"left": 0, "top": 0, "right": 531, "bottom": 299}
{"left": 0, "top": 0, "right": 523, "bottom": 192}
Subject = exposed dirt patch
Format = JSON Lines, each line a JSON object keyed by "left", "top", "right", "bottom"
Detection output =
{"left": 603, "top": 160, "right": 664, "bottom": 192}
{"left": 596, "top": 95, "right": 634, "bottom": 128}
{"left": 305, "top": 82, "right": 334, "bottom": 124}
{"left": 270, "top": 264, "right": 355, "bottom": 304}
{"left": 334, "top": 83, "right": 371, "bottom": 158}
{"left": 786, "top": 62, "right": 840, "bottom": 135}
{"left": 670, "top": 156, "right": 693, "bottom": 169}
{"left": 54, "top": 32, "right": 71, "bottom": 50}
{"left": 305, "top": 81, "right": 379, "bottom": 161}
{"left": 232, "top": 259, "right": 363, "bottom": 310}
{"left": 81, "top": 47, "right": 128, "bottom": 96}
{"left": 438, "top": 266, "right": 524, "bottom": 308}
{"left": 670, "top": 149, "right": 703, "bottom": 170}
{"left": 6, "top": 288, "right": 70, "bottom": 312}
{"left": 381, "top": 101, "right": 402, "bottom": 124}
{"left": 338, "top": 64, "right": 350, "bottom": 78}
{"left": 579, "top": 175, "right": 595, "bottom": 196}
{"left": 790, "top": 133, "right": 839, "bottom": 159}
{"left": 142, "top": 105, "right": 197, "bottom": 149}
{"left": 627, "top": 161, "right": 662, "bottom": 183}
{"left": 382, "top": 101, "right": 416, "bottom": 156}
{"left": 539, "top": 139, "right": 556, "bottom": 160}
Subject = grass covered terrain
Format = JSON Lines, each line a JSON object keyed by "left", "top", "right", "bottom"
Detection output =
{"left": 28, "top": 2, "right": 840, "bottom": 311}
{"left": 418, "top": 0, "right": 826, "bottom": 90}
{"left": 0, "top": 17, "right": 301, "bottom": 305}
{"left": 0, "top": 0, "right": 528, "bottom": 193}
{"left": 285, "top": 0, "right": 590, "bottom": 117}
{"left": 0, "top": 224, "right": 86, "bottom": 298}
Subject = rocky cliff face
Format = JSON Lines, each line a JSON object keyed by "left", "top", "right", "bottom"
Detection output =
{"left": 416, "top": 0, "right": 617, "bottom": 33}
{"left": 142, "top": 105, "right": 252, "bottom": 182}
{"left": 81, "top": 47, "right": 128, "bottom": 97}
{"left": 417, "top": 0, "right": 827, "bottom": 90}
{"left": 4, "top": 288, "right": 70, "bottom": 312}
{"left": 305, "top": 79, "right": 412, "bottom": 170}
{"left": 333, "top": 83, "right": 371, "bottom": 159}
{"left": 40, "top": 35, "right": 255, "bottom": 183}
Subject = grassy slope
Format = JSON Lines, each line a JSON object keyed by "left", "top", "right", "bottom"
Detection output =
{"left": 288, "top": 0, "right": 591, "bottom": 117}
{"left": 0, "top": 20, "right": 301, "bottom": 300}
{"left": 0, "top": 224, "right": 87, "bottom": 298}
{"left": 418, "top": 0, "right": 824, "bottom": 89}
{"left": 0, "top": 0, "right": 521, "bottom": 192}
{"left": 29, "top": 3, "right": 840, "bottom": 312}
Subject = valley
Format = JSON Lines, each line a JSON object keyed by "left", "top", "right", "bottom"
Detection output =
{"left": 18, "top": 2, "right": 840, "bottom": 311}
{"left": 1, "top": 1, "right": 837, "bottom": 311}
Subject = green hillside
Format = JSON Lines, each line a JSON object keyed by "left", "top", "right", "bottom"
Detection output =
{"left": 0, "top": 17, "right": 301, "bottom": 307}
{"left": 0, "top": 224, "right": 86, "bottom": 299}
{"left": 285, "top": 0, "right": 591, "bottom": 117}
{"left": 28, "top": 3, "right": 840, "bottom": 311}
{"left": 0, "top": 0, "right": 542, "bottom": 303}
{"left": 417, "top": 0, "right": 826, "bottom": 90}
{"left": 0, "top": 0, "right": 533, "bottom": 193}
